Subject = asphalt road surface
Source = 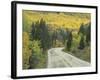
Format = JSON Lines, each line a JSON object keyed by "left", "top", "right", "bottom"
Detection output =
{"left": 47, "top": 47, "right": 90, "bottom": 68}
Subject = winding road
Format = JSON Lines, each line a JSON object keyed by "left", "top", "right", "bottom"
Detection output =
{"left": 47, "top": 47, "right": 90, "bottom": 68}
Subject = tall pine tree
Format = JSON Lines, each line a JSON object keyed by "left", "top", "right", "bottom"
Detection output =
{"left": 39, "top": 19, "right": 51, "bottom": 51}
{"left": 78, "top": 23, "right": 85, "bottom": 35}
{"left": 78, "top": 35, "right": 85, "bottom": 49}
{"left": 66, "top": 31, "right": 73, "bottom": 51}
{"left": 86, "top": 23, "right": 91, "bottom": 45}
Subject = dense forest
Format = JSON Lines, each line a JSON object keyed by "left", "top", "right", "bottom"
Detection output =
{"left": 22, "top": 10, "right": 91, "bottom": 69}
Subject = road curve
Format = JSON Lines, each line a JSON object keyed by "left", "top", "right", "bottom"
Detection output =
{"left": 47, "top": 47, "right": 90, "bottom": 68}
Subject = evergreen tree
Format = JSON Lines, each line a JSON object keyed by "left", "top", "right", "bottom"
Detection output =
{"left": 30, "top": 21, "right": 41, "bottom": 40}
{"left": 35, "top": 21, "right": 41, "bottom": 40}
{"left": 86, "top": 23, "right": 91, "bottom": 45}
{"left": 78, "top": 35, "right": 85, "bottom": 49}
{"left": 39, "top": 18, "right": 51, "bottom": 51}
{"left": 59, "top": 29, "right": 67, "bottom": 44}
{"left": 78, "top": 23, "right": 85, "bottom": 35}
{"left": 30, "top": 22, "right": 35, "bottom": 40}
{"left": 52, "top": 31, "right": 57, "bottom": 47}
{"left": 30, "top": 18, "right": 51, "bottom": 51}
{"left": 66, "top": 31, "right": 73, "bottom": 51}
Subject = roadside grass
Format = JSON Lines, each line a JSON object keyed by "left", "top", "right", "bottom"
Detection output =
{"left": 36, "top": 52, "right": 48, "bottom": 69}
{"left": 23, "top": 51, "right": 48, "bottom": 69}
{"left": 63, "top": 46, "right": 91, "bottom": 63}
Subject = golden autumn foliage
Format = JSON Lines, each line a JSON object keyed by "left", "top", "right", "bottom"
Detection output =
{"left": 23, "top": 32, "right": 31, "bottom": 69}
{"left": 23, "top": 10, "right": 90, "bottom": 31}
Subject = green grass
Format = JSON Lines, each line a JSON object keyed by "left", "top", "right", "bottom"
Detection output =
{"left": 63, "top": 46, "right": 91, "bottom": 62}
{"left": 36, "top": 52, "right": 48, "bottom": 69}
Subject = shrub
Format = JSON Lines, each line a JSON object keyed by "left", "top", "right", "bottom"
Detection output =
{"left": 23, "top": 32, "right": 31, "bottom": 69}
{"left": 29, "top": 40, "right": 42, "bottom": 69}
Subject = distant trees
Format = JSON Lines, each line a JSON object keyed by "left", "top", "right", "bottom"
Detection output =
{"left": 52, "top": 30, "right": 57, "bottom": 47}
{"left": 59, "top": 28, "right": 67, "bottom": 44}
{"left": 64, "top": 22, "right": 91, "bottom": 51}
{"left": 50, "top": 28, "right": 68, "bottom": 47}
